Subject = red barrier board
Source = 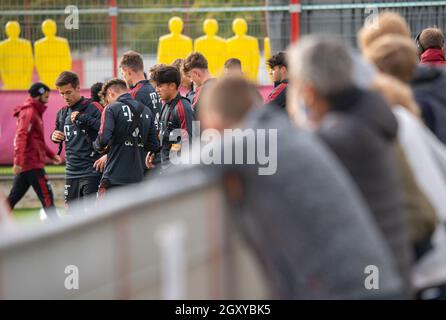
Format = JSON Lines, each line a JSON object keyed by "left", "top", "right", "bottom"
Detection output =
{"left": 0, "top": 85, "right": 273, "bottom": 165}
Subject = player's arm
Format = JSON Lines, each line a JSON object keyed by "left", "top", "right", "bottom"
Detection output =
{"left": 93, "top": 106, "right": 115, "bottom": 154}
{"left": 51, "top": 108, "right": 65, "bottom": 143}
{"left": 145, "top": 113, "right": 160, "bottom": 153}
{"left": 75, "top": 106, "right": 101, "bottom": 131}
{"left": 174, "top": 101, "right": 195, "bottom": 144}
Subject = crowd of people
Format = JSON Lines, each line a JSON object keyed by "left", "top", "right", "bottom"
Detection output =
{"left": 4, "top": 11, "right": 446, "bottom": 299}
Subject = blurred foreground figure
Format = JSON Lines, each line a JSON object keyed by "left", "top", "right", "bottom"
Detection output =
{"left": 198, "top": 76, "right": 404, "bottom": 299}
{"left": 288, "top": 35, "right": 413, "bottom": 297}
{"left": 358, "top": 11, "right": 446, "bottom": 145}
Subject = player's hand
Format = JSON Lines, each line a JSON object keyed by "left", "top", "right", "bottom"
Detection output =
{"left": 51, "top": 130, "right": 65, "bottom": 143}
{"left": 52, "top": 155, "right": 63, "bottom": 165}
{"left": 145, "top": 152, "right": 155, "bottom": 169}
{"left": 13, "top": 165, "right": 22, "bottom": 175}
{"left": 94, "top": 155, "right": 107, "bottom": 173}
{"left": 71, "top": 111, "right": 80, "bottom": 123}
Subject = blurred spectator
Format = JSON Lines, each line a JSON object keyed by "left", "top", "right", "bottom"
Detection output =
{"left": 357, "top": 11, "right": 411, "bottom": 52}
{"left": 358, "top": 11, "right": 446, "bottom": 145}
{"left": 366, "top": 36, "right": 446, "bottom": 225}
{"left": 372, "top": 74, "right": 443, "bottom": 258}
{"left": 363, "top": 35, "right": 418, "bottom": 84}
{"left": 416, "top": 28, "right": 446, "bottom": 66}
{"left": 288, "top": 35, "right": 413, "bottom": 296}
{"left": 198, "top": 76, "right": 404, "bottom": 299}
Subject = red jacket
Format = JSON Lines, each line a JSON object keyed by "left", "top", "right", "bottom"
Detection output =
{"left": 13, "top": 98, "right": 55, "bottom": 172}
{"left": 420, "top": 48, "right": 446, "bottom": 66}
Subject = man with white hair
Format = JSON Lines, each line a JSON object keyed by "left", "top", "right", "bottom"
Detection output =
{"left": 288, "top": 35, "right": 413, "bottom": 297}
{"left": 196, "top": 75, "right": 404, "bottom": 299}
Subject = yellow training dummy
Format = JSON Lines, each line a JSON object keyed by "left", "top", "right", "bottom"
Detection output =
{"left": 158, "top": 17, "right": 193, "bottom": 65}
{"left": 0, "top": 21, "right": 34, "bottom": 90}
{"left": 34, "top": 19, "right": 72, "bottom": 89}
{"left": 226, "top": 18, "right": 260, "bottom": 82}
{"left": 194, "top": 19, "right": 227, "bottom": 76}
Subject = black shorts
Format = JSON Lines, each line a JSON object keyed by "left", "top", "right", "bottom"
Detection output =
{"left": 64, "top": 175, "right": 101, "bottom": 205}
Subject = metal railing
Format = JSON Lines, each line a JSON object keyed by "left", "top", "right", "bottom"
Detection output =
{"left": 0, "top": 167, "right": 268, "bottom": 299}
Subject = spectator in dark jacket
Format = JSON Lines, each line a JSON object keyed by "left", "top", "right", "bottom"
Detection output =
{"left": 197, "top": 76, "right": 404, "bottom": 299}
{"left": 7, "top": 82, "right": 62, "bottom": 217}
{"left": 288, "top": 35, "right": 413, "bottom": 297}
{"left": 411, "top": 66, "right": 446, "bottom": 145}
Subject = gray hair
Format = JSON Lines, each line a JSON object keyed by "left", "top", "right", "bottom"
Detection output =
{"left": 288, "top": 35, "right": 354, "bottom": 99}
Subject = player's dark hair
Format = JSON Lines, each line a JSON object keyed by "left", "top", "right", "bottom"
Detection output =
{"left": 267, "top": 51, "right": 288, "bottom": 69}
{"left": 55, "top": 71, "right": 80, "bottom": 88}
{"left": 152, "top": 66, "right": 181, "bottom": 88}
{"left": 90, "top": 82, "right": 104, "bottom": 103}
{"left": 183, "top": 52, "right": 208, "bottom": 73}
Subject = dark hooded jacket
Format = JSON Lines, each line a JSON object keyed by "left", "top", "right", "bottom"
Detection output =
{"left": 411, "top": 65, "right": 446, "bottom": 145}
{"left": 317, "top": 87, "right": 413, "bottom": 296}
{"left": 215, "top": 106, "right": 404, "bottom": 299}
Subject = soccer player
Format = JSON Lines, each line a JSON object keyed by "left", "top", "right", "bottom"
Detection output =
{"left": 119, "top": 51, "right": 161, "bottom": 125}
{"left": 7, "top": 82, "right": 62, "bottom": 217}
{"left": 152, "top": 66, "right": 195, "bottom": 168}
{"left": 93, "top": 79, "right": 159, "bottom": 195}
{"left": 51, "top": 71, "right": 103, "bottom": 208}
{"left": 172, "top": 58, "right": 195, "bottom": 103}
{"left": 90, "top": 82, "right": 104, "bottom": 107}
{"left": 265, "top": 51, "right": 288, "bottom": 109}
{"left": 94, "top": 52, "right": 164, "bottom": 173}
{"left": 183, "top": 52, "right": 214, "bottom": 113}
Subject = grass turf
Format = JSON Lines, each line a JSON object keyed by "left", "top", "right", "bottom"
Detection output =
{"left": 0, "top": 165, "right": 65, "bottom": 176}
{"left": 12, "top": 207, "right": 41, "bottom": 224}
